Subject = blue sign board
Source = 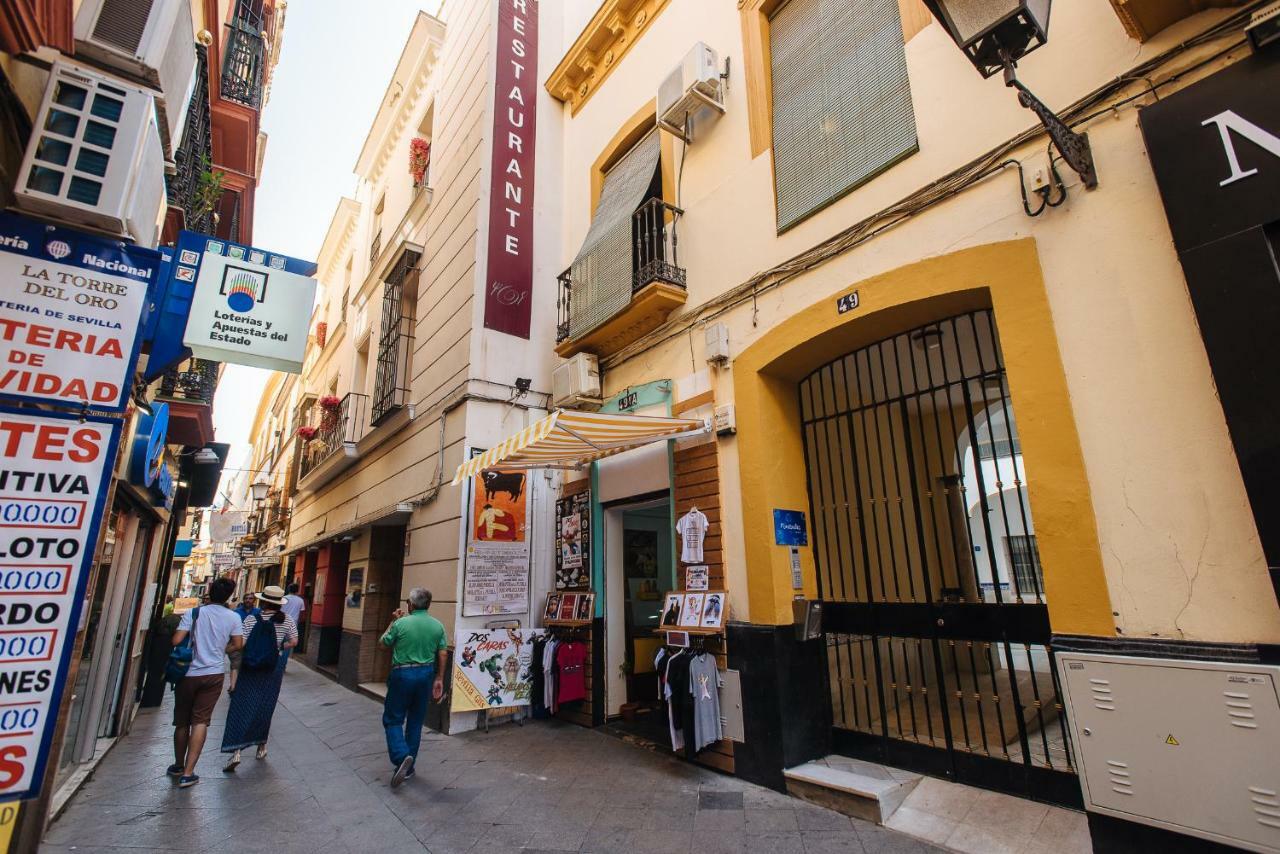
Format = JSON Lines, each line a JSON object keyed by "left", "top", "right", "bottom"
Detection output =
{"left": 145, "top": 231, "right": 317, "bottom": 381}
{"left": 0, "top": 211, "right": 158, "bottom": 413}
{"left": 773, "top": 509, "right": 808, "bottom": 546}
{"left": 128, "top": 402, "right": 174, "bottom": 509}
{"left": 0, "top": 405, "right": 121, "bottom": 801}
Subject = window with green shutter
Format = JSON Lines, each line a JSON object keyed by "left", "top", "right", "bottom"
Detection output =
{"left": 770, "top": 0, "right": 918, "bottom": 232}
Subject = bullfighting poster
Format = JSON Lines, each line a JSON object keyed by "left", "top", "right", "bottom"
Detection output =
{"left": 462, "top": 467, "right": 529, "bottom": 616}
{"left": 450, "top": 627, "right": 538, "bottom": 712}
{"left": 555, "top": 490, "right": 591, "bottom": 589}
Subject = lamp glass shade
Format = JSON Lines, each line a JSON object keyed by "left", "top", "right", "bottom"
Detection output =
{"left": 251, "top": 480, "right": 270, "bottom": 502}
{"left": 927, "top": 0, "right": 1050, "bottom": 74}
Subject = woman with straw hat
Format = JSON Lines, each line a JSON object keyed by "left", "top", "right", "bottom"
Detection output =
{"left": 221, "top": 585, "right": 297, "bottom": 771}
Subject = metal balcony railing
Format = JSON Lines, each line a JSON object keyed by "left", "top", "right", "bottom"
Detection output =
{"left": 220, "top": 15, "right": 266, "bottom": 108}
{"left": 298, "top": 392, "right": 369, "bottom": 481}
{"left": 157, "top": 359, "right": 218, "bottom": 405}
{"left": 165, "top": 44, "right": 214, "bottom": 235}
{"left": 633, "top": 198, "right": 685, "bottom": 291}
{"left": 556, "top": 198, "right": 685, "bottom": 343}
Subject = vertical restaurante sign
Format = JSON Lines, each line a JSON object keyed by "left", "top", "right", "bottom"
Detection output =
{"left": 484, "top": 0, "right": 539, "bottom": 338}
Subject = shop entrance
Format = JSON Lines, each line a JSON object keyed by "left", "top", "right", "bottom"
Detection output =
{"left": 603, "top": 495, "right": 675, "bottom": 743}
{"left": 799, "top": 308, "right": 1079, "bottom": 806}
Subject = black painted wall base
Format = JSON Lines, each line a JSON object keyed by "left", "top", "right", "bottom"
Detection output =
{"left": 1088, "top": 812, "right": 1252, "bottom": 854}
{"left": 337, "top": 630, "right": 361, "bottom": 690}
{"left": 727, "top": 621, "right": 831, "bottom": 791}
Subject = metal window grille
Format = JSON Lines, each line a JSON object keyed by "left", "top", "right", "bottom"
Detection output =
{"left": 770, "top": 0, "right": 918, "bottom": 231}
{"left": 220, "top": 2, "right": 266, "bottom": 108}
{"left": 371, "top": 250, "right": 420, "bottom": 424}
{"left": 165, "top": 45, "right": 214, "bottom": 234}
{"left": 1006, "top": 535, "right": 1042, "bottom": 601}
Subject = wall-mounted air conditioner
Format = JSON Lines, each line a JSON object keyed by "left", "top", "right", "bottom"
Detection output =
{"left": 657, "top": 42, "right": 725, "bottom": 143}
{"left": 15, "top": 62, "right": 168, "bottom": 247}
{"left": 74, "top": 0, "right": 198, "bottom": 159}
{"left": 552, "top": 353, "right": 602, "bottom": 410}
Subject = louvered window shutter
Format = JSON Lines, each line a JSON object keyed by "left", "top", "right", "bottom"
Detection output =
{"left": 770, "top": 0, "right": 918, "bottom": 232}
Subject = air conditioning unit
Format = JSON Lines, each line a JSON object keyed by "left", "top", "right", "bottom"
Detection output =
{"left": 552, "top": 353, "right": 602, "bottom": 410}
{"left": 657, "top": 42, "right": 725, "bottom": 142}
{"left": 74, "top": 0, "right": 198, "bottom": 159}
{"left": 15, "top": 62, "right": 168, "bottom": 246}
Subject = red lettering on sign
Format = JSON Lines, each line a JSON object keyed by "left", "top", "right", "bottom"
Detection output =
{"left": 0, "top": 745, "right": 26, "bottom": 789}
{"left": 0, "top": 421, "right": 102, "bottom": 462}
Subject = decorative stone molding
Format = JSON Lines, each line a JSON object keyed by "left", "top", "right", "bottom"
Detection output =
{"left": 545, "top": 0, "right": 672, "bottom": 116}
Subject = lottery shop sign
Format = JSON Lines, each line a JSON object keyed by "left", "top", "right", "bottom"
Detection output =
{"left": 0, "top": 212, "right": 155, "bottom": 413}
{"left": 0, "top": 408, "right": 118, "bottom": 801}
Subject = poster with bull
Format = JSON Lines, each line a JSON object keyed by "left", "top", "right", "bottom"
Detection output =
{"left": 450, "top": 627, "right": 539, "bottom": 712}
{"left": 461, "top": 468, "right": 529, "bottom": 616}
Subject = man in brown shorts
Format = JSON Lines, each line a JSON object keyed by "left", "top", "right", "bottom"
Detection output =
{"left": 169, "top": 576, "right": 245, "bottom": 788}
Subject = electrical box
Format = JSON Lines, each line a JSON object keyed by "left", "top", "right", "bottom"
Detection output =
{"left": 657, "top": 42, "right": 724, "bottom": 141}
{"left": 552, "top": 352, "right": 602, "bottom": 410}
{"left": 714, "top": 404, "right": 736, "bottom": 436}
{"left": 1057, "top": 652, "right": 1280, "bottom": 852}
{"left": 74, "top": 0, "right": 198, "bottom": 158}
{"left": 16, "top": 62, "right": 167, "bottom": 245}
{"left": 705, "top": 322, "right": 730, "bottom": 365}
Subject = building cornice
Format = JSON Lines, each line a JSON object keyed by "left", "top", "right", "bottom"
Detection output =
{"left": 545, "top": 0, "right": 671, "bottom": 116}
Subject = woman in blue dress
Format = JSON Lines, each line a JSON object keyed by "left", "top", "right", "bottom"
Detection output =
{"left": 221, "top": 585, "right": 297, "bottom": 771}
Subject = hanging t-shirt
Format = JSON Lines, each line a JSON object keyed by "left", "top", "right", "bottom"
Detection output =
{"left": 543, "top": 638, "right": 559, "bottom": 711}
{"left": 689, "top": 653, "right": 724, "bottom": 752}
{"left": 675, "top": 508, "right": 708, "bottom": 563}
{"left": 556, "top": 641, "right": 588, "bottom": 705}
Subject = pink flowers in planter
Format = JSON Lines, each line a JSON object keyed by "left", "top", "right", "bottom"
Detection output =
{"left": 296, "top": 425, "right": 318, "bottom": 440}
{"left": 410, "top": 138, "right": 431, "bottom": 187}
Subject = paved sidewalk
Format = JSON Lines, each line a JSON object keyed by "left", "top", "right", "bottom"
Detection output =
{"left": 43, "top": 663, "right": 942, "bottom": 853}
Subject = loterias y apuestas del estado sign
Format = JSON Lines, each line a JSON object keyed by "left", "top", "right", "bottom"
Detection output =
{"left": 0, "top": 211, "right": 155, "bottom": 413}
{"left": 175, "top": 232, "right": 318, "bottom": 374}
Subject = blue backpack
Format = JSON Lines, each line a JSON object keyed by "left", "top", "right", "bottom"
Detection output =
{"left": 165, "top": 607, "right": 199, "bottom": 686}
{"left": 242, "top": 616, "right": 280, "bottom": 672}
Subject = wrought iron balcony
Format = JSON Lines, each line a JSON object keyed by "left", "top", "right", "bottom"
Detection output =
{"left": 220, "top": 15, "right": 266, "bottom": 108}
{"left": 555, "top": 199, "right": 686, "bottom": 353}
{"left": 298, "top": 392, "right": 369, "bottom": 482}
{"left": 165, "top": 44, "right": 214, "bottom": 235}
{"left": 157, "top": 359, "right": 218, "bottom": 405}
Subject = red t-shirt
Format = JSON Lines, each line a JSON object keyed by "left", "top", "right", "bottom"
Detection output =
{"left": 555, "top": 641, "right": 587, "bottom": 705}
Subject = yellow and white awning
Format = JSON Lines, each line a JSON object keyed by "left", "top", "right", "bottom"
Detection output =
{"left": 450, "top": 409, "right": 707, "bottom": 485}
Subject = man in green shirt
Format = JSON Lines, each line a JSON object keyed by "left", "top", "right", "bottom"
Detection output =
{"left": 380, "top": 587, "right": 448, "bottom": 787}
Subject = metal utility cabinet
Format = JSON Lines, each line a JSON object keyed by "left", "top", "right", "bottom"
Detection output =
{"left": 1058, "top": 652, "right": 1280, "bottom": 852}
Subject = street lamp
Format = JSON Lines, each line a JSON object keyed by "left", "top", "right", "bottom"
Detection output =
{"left": 923, "top": 0, "right": 1097, "bottom": 190}
{"left": 251, "top": 478, "right": 270, "bottom": 503}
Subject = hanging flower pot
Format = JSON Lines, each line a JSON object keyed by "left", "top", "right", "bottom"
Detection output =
{"left": 318, "top": 395, "right": 341, "bottom": 410}
{"left": 410, "top": 137, "right": 431, "bottom": 187}
{"left": 296, "top": 425, "right": 317, "bottom": 440}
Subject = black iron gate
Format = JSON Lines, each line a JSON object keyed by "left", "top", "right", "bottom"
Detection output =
{"left": 799, "top": 309, "right": 1080, "bottom": 806}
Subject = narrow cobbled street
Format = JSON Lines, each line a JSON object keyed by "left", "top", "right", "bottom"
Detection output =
{"left": 42, "top": 664, "right": 941, "bottom": 854}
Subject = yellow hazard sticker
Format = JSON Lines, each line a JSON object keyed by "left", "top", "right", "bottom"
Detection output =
{"left": 1165, "top": 734, "right": 1179, "bottom": 746}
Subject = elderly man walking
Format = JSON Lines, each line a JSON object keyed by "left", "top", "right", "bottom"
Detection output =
{"left": 380, "top": 587, "right": 447, "bottom": 787}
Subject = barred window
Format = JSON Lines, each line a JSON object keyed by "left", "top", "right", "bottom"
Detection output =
{"left": 770, "top": 0, "right": 918, "bottom": 231}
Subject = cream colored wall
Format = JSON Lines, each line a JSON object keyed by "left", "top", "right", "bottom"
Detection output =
{"left": 554, "top": 4, "right": 1279, "bottom": 643}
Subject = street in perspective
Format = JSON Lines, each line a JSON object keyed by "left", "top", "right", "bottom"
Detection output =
{"left": 0, "top": 1, "right": 1278, "bottom": 852}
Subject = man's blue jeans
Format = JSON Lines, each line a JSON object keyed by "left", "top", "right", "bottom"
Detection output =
{"left": 383, "top": 664, "right": 434, "bottom": 767}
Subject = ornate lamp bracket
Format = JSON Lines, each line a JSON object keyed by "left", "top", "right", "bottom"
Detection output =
{"left": 1002, "top": 55, "right": 1098, "bottom": 190}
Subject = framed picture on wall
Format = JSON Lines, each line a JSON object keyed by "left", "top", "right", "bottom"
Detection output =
{"left": 685, "top": 565, "right": 709, "bottom": 591}
{"left": 544, "top": 593, "right": 562, "bottom": 621}
{"left": 575, "top": 592, "right": 593, "bottom": 621}
{"left": 700, "top": 592, "right": 725, "bottom": 628}
{"left": 660, "top": 593, "right": 683, "bottom": 628}
{"left": 679, "top": 592, "right": 705, "bottom": 627}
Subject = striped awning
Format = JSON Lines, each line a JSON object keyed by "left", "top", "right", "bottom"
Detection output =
{"left": 450, "top": 409, "right": 707, "bottom": 485}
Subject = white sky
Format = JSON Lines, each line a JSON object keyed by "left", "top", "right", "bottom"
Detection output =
{"left": 214, "top": 0, "right": 444, "bottom": 504}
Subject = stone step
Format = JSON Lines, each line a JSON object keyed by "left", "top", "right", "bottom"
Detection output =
{"left": 784, "top": 758, "right": 922, "bottom": 824}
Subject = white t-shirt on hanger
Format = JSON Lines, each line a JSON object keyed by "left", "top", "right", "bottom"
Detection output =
{"left": 676, "top": 508, "right": 708, "bottom": 563}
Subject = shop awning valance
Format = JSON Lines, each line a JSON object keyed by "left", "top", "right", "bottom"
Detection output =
{"left": 450, "top": 410, "right": 707, "bottom": 485}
